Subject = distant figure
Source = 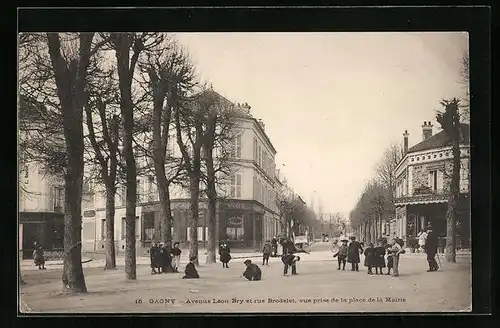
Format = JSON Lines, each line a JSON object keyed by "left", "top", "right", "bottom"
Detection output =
{"left": 281, "top": 250, "right": 300, "bottom": 276}
{"left": 171, "top": 242, "right": 182, "bottom": 273}
{"left": 271, "top": 236, "right": 278, "bottom": 257}
{"left": 347, "top": 236, "right": 363, "bottom": 272}
{"left": 417, "top": 229, "right": 428, "bottom": 253}
{"left": 33, "top": 245, "right": 46, "bottom": 270}
{"left": 219, "top": 242, "right": 231, "bottom": 268}
{"left": 374, "top": 240, "right": 386, "bottom": 275}
{"left": 150, "top": 242, "right": 160, "bottom": 274}
{"left": 182, "top": 256, "right": 200, "bottom": 279}
{"left": 333, "top": 239, "right": 348, "bottom": 270}
{"left": 364, "top": 243, "right": 376, "bottom": 275}
{"left": 262, "top": 240, "right": 272, "bottom": 266}
{"left": 242, "top": 259, "right": 262, "bottom": 281}
{"left": 425, "top": 227, "right": 439, "bottom": 272}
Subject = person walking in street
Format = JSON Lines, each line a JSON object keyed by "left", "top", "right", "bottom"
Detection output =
{"left": 171, "top": 242, "right": 182, "bottom": 273}
{"left": 271, "top": 236, "right": 278, "bottom": 257}
{"left": 424, "top": 226, "right": 439, "bottom": 272}
{"left": 33, "top": 244, "right": 46, "bottom": 270}
{"left": 262, "top": 240, "right": 272, "bottom": 266}
{"left": 150, "top": 242, "right": 160, "bottom": 274}
{"left": 182, "top": 256, "right": 200, "bottom": 279}
{"left": 417, "top": 229, "right": 428, "bottom": 253}
{"left": 389, "top": 237, "right": 405, "bottom": 277}
{"left": 363, "top": 242, "right": 375, "bottom": 275}
{"left": 374, "top": 239, "right": 386, "bottom": 275}
{"left": 242, "top": 259, "right": 262, "bottom": 281}
{"left": 333, "top": 239, "right": 348, "bottom": 270}
{"left": 219, "top": 241, "right": 231, "bottom": 269}
{"left": 281, "top": 249, "right": 300, "bottom": 276}
{"left": 347, "top": 236, "right": 363, "bottom": 271}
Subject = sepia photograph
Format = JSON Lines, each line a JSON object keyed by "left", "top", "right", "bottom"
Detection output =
{"left": 18, "top": 30, "right": 472, "bottom": 313}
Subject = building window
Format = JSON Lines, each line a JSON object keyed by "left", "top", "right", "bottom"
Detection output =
{"left": 143, "top": 213, "right": 155, "bottom": 241}
{"left": 121, "top": 217, "right": 126, "bottom": 240}
{"left": 53, "top": 186, "right": 64, "bottom": 212}
{"left": 253, "top": 138, "right": 258, "bottom": 161}
{"left": 230, "top": 172, "right": 242, "bottom": 198}
{"left": 226, "top": 216, "right": 244, "bottom": 241}
{"left": 429, "top": 170, "right": 438, "bottom": 191}
{"left": 101, "top": 219, "right": 106, "bottom": 240}
{"left": 231, "top": 133, "right": 242, "bottom": 158}
{"left": 187, "top": 227, "right": 204, "bottom": 241}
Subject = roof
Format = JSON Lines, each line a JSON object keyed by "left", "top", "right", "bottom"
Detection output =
{"left": 407, "top": 123, "right": 470, "bottom": 153}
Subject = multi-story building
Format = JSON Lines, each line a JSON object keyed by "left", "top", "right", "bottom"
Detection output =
{"left": 19, "top": 162, "right": 65, "bottom": 259}
{"left": 87, "top": 92, "right": 283, "bottom": 253}
{"left": 393, "top": 121, "right": 470, "bottom": 248}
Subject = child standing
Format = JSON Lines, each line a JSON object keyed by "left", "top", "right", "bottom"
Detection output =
{"left": 363, "top": 243, "right": 375, "bottom": 275}
{"left": 171, "top": 242, "right": 182, "bottom": 273}
{"left": 33, "top": 245, "right": 46, "bottom": 270}
{"left": 374, "top": 240, "right": 386, "bottom": 275}
{"left": 219, "top": 242, "right": 231, "bottom": 269}
{"left": 333, "top": 239, "right": 348, "bottom": 270}
{"left": 262, "top": 240, "right": 272, "bottom": 266}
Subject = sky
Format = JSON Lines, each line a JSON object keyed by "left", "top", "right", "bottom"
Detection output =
{"left": 174, "top": 32, "right": 469, "bottom": 218}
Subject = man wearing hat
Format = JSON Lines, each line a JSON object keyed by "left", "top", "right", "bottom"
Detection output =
{"left": 333, "top": 239, "right": 349, "bottom": 270}
{"left": 242, "top": 259, "right": 262, "bottom": 281}
{"left": 347, "top": 236, "right": 363, "bottom": 271}
{"left": 424, "top": 225, "right": 439, "bottom": 272}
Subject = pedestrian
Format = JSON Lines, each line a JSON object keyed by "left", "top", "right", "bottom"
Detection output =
{"left": 389, "top": 237, "right": 405, "bottom": 277}
{"left": 386, "top": 247, "right": 393, "bottom": 275}
{"left": 363, "top": 242, "right": 375, "bottom": 275}
{"left": 333, "top": 239, "right": 348, "bottom": 270}
{"left": 262, "top": 240, "right": 272, "bottom": 266}
{"left": 241, "top": 259, "right": 262, "bottom": 281}
{"left": 417, "top": 229, "right": 428, "bottom": 253}
{"left": 347, "top": 236, "right": 363, "bottom": 271}
{"left": 219, "top": 241, "right": 231, "bottom": 268}
{"left": 374, "top": 240, "right": 386, "bottom": 275}
{"left": 159, "top": 242, "right": 173, "bottom": 273}
{"left": 271, "top": 236, "right": 278, "bottom": 257}
{"left": 182, "top": 256, "right": 200, "bottom": 279}
{"left": 424, "top": 227, "right": 439, "bottom": 272}
{"left": 281, "top": 249, "right": 300, "bottom": 276}
{"left": 171, "top": 242, "right": 182, "bottom": 273}
{"left": 150, "top": 242, "right": 160, "bottom": 274}
{"left": 33, "top": 244, "right": 46, "bottom": 270}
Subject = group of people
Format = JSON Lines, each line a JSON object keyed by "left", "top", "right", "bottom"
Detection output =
{"left": 331, "top": 223, "right": 440, "bottom": 277}
{"left": 149, "top": 241, "right": 182, "bottom": 274}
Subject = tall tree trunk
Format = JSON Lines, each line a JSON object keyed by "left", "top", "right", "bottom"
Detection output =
{"left": 446, "top": 139, "right": 460, "bottom": 263}
{"left": 46, "top": 32, "right": 93, "bottom": 293}
{"left": 156, "top": 174, "right": 173, "bottom": 243}
{"left": 204, "top": 143, "right": 217, "bottom": 264}
{"left": 19, "top": 251, "right": 26, "bottom": 285}
{"left": 189, "top": 175, "right": 200, "bottom": 266}
{"left": 104, "top": 184, "right": 117, "bottom": 270}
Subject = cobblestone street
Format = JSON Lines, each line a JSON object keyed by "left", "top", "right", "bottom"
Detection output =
{"left": 19, "top": 243, "right": 471, "bottom": 313}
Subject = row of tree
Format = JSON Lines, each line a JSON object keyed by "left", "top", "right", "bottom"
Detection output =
{"left": 19, "top": 32, "right": 239, "bottom": 293}
{"left": 276, "top": 189, "right": 321, "bottom": 240}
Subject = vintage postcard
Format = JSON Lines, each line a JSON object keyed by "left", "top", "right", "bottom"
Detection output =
{"left": 18, "top": 28, "right": 472, "bottom": 313}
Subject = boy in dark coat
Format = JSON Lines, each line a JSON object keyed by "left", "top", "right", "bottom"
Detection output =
{"left": 374, "top": 240, "right": 386, "bottom": 275}
{"left": 242, "top": 259, "right": 262, "bottom": 281}
{"left": 363, "top": 243, "right": 376, "bottom": 274}
{"left": 150, "top": 242, "right": 160, "bottom": 274}
{"left": 171, "top": 242, "right": 182, "bottom": 273}
{"left": 281, "top": 250, "right": 300, "bottom": 276}
{"left": 271, "top": 236, "right": 278, "bottom": 257}
{"left": 33, "top": 245, "right": 46, "bottom": 270}
{"left": 159, "top": 243, "right": 174, "bottom": 273}
{"left": 347, "top": 236, "right": 363, "bottom": 271}
{"left": 333, "top": 239, "right": 348, "bottom": 270}
{"left": 182, "top": 256, "right": 200, "bottom": 279}
{"left": 219, "top": 242, "right": 231, "bottom": 268}
{"left": 262, "top": 240, "right": 272, "bottom": 266}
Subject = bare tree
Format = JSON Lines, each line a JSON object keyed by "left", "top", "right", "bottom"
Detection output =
{"left": 84, "top": 62, "right": 121, "bottom": 270}
{"left": 459, "top": 51, "right": 469, "bottom": 120}
{"left": 138, "top": 39, "right": 195, "bottom": 243}
{"left": 199, "top": 89, "right": 236, "bottom": 264}
{"left": 436, "top": 98, "right": 462, "bottom": 263}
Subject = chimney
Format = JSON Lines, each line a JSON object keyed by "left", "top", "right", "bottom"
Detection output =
{"left": 257, "top": 118, "right": 265, "bottom": 131}
{"left": 422, "top": 121, "right": 433, "bottom": 141}
{"left": 403, "top": 130, "right": 409, "bottom": 153}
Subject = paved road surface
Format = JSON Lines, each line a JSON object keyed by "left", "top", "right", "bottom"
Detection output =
{"left": 20, "top": 242, "right": 471, "bottom": 313}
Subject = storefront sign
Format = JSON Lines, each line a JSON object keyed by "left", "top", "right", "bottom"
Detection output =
{"left": 223, "top": 201, "right": 252, "bottom": 211}
{"left": 83, "top": 210, "right": 96, "bottom": 218}
{"left": 227, "top": 216, "right": 243, "bottom": 227}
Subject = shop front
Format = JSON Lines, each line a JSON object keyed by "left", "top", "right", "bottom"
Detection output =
{"left": 19, "top": 212, "right": 64, "bottom": 259}
{"left": 218, "top": 200, "right": 264, "bottom": 249}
